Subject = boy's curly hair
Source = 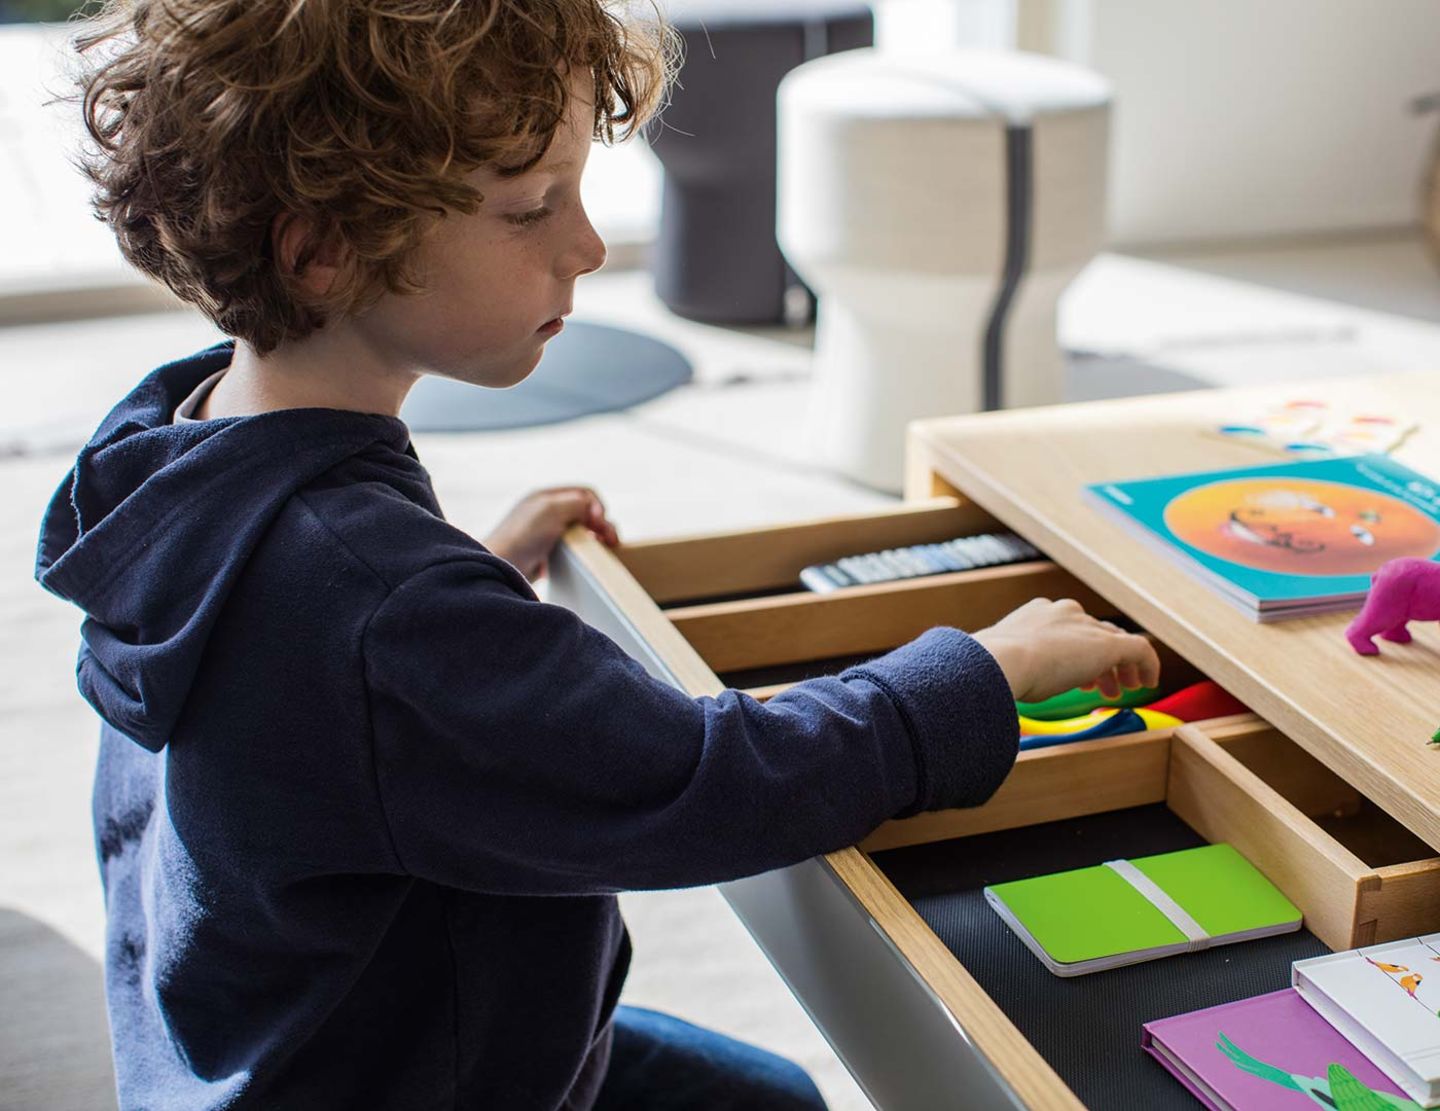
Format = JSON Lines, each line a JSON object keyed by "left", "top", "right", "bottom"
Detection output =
{"left": 74, "top": 0, "right": 673, "bottom": 353}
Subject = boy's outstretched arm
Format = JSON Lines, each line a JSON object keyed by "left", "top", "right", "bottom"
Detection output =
{"left": 363, "top": 556, "right": 1158, "bottom": 897}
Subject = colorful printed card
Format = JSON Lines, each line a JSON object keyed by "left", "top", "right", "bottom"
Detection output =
{"left": 984, "top": 843, "right": 1301, "bottom": 976}
{"left": 1210, "top": 398, "right": 1417, "bottom": 459}
{"left": 1085, "top": 454, "right": 1440, "bottom": 621}
{"left": 1294, "top": 934, "right": 1440, "bottom": 1106}
{"left": 1143, "top": 988, "right": 1417, "bottom": 1110}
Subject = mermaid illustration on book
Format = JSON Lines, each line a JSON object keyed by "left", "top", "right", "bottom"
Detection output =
{"left": 1217, "top": 1034, "right": 1421, "bottom": 1110}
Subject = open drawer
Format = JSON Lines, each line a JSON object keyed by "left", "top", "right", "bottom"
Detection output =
{"left": 548, "top": 497, "right": 1440, "bottom": 1111}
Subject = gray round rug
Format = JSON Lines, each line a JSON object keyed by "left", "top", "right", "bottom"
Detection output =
{"left": 401, "top": 321, "right": 693, "bottom": 432}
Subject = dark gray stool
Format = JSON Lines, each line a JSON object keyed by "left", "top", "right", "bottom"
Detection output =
{"left": 648, "top": 0, "right": 872, "bottom": 325}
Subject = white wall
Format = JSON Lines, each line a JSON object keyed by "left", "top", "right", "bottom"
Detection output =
{"left": 875, "top": 0, "right": 1017, "bottom": 52}
{"left": 1040, "top": 0, "right": 1440, "bottom": 246}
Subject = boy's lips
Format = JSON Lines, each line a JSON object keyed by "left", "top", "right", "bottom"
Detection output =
{"left": 537, "top": 310, "right": 570, "bottom": 336}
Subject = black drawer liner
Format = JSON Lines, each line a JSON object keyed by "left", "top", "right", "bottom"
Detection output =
{"left": 872, "top": 804, "right": 1331, "bottom": 1110}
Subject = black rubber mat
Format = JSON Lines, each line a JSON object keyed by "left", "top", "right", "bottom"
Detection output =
{"left": 872, "top": 805, "right": 1331, "bottom": 1110}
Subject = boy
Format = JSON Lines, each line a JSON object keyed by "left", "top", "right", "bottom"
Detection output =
{"left": 36, "top": 0, "right": 1160, "bottom": 1107}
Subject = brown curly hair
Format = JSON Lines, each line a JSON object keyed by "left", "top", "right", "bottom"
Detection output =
{"left": 74, "top": 0, "right": 673, "bottom": 353}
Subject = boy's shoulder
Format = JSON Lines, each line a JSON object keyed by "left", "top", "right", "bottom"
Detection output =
{"left": 288, "top": 455, "right": 526, "bottom": 600}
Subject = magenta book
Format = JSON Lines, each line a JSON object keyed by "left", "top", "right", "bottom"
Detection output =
{"left": 1142, "top": 989, "right": 1417, "bottom": 1110}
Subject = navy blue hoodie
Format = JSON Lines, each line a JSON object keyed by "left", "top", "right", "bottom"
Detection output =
{"left": 35, "top": 344, "right": 1019, "bottom": 1110}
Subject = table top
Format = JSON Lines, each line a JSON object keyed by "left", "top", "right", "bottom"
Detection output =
{"left": 910, "top": 371, "right": 1440, "bottom": 852}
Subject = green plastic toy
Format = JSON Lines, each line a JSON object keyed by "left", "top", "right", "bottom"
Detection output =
{"left": 1015, "top": 685, "right": 1160, "bottom": 722}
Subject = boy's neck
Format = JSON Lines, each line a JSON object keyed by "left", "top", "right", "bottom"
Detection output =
{"left": 204, "top": 328, "right": 420, "bottom": 420}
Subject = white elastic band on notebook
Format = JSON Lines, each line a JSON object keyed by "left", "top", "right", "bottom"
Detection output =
{"left": 1103, "top": 859, "right": 1211, "bottom": 953}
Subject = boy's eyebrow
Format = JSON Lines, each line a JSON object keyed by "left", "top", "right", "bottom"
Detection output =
{"left": 490, "top": 155, "right": 577, "bottom": 181}
{"left": 492, "top": 157, "right": 576, "bottom": 183}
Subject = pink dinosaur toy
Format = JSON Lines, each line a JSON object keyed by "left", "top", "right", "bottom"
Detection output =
{"left": 1346, "top": 556, "right": 1440, "bottom": 655}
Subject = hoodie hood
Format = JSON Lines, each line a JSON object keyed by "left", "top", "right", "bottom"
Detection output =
{"left": 36, "top": 343, "right": 416, "bottom": 751}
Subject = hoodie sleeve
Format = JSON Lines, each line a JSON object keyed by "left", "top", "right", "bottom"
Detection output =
{"left": 363, "top": 558, "right": 1017, "bottom": 896}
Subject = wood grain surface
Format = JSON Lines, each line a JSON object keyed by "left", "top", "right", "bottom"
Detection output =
{"left": 910, "top": 373, "right": 1440, "bottom": 851}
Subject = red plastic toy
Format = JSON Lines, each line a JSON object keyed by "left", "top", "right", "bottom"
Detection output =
{"left": 1345, "top": 556, "right": 1440, "bottom": 656}
{"left": 1145, "top": 681, "right": 1249, "bottom": 721}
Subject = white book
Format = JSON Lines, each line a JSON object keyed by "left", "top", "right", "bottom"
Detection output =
{"left": 1293, "top": 933, "right": 1440, "bottom": 1108}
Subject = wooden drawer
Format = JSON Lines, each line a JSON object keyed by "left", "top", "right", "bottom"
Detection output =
{"left": 548, "top": 497, "right": 1440, "bottom": 1111}
{"left": 1168, "top": 717, "right": 1440, "bottom": 951}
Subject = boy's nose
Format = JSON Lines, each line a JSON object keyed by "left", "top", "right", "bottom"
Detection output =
{"left": 560, "top": 212, "right": 607, "bottom": 280}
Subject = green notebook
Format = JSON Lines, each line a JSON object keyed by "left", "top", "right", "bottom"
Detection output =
{"left": 984, "top": 843, "right": 1302, "bottom": 977}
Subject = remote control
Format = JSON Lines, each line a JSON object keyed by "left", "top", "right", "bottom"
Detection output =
{"left": 799, "top": 533, "right": 1041, "bottom": 593}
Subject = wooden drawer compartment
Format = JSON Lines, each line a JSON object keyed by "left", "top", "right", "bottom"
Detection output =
{"left": 666, "top": 562, "right": 1110, "bottom": 678}
{"left": 1168, "top": 717, "right": 1440, "bottom": 950}
{"left": 605, "top": 496, "right": 1201, "bottom": 698}
{"left": 854, "top": 716, "right": 1440, "bottom": 1108}
{"left": 866, "top": 715, "right": 1440, "bottom": 952}
{"left": 865, "top": 798, "right": 1330, "bottom": 1110}
{"left": 612, "top": 496, "right": 1006, "bottom": 606}
{"left": 549, "top": 497, "right": 1440, "bottom": 1110}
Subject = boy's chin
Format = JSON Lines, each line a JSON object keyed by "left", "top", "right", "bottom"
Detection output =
{"left": 442, "top": 352, "right": 542, "bottom": 391}
{"left": 493, "top": 352, "right": 544, "bottom": 390}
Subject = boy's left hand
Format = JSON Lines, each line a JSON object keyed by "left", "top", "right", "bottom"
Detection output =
{"left": 484, "top": 486, "right": 619, "bottom": 582}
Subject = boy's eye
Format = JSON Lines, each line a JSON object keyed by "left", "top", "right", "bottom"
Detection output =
{"left": 505, "top": 207, "right": 551, "bottom": 228}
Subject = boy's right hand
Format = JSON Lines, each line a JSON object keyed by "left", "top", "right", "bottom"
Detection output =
{"left": 971, "top": 598, "right": 1162, "bottom": 705}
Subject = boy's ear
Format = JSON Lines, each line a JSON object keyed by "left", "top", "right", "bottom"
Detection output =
{"left": 272, "top": 213, "right": 343, "bottom": 300}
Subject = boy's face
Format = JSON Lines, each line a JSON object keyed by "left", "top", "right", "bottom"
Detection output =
{"left": 354, "top": 71, "right": 607, "bottom": 389}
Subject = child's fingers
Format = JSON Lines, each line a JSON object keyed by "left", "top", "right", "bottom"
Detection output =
{"left": 580, "top": 494, "right": 620, "bottom": 545}
{"left": 538, "top": 488, "right": 618, "bottom": 546}
{"left": 1100, "top": 627, "right": 1158, "bottom": 683}
{"left": 566, "top": 488, "right": 612, "bottom": 529}
{"left": 1132, "top": 637, "right": 1162, "bottom": 688}
{"left": 539, "top": 488, "right": 601, "bottom": 527}
{"left": 591, "top": 517, "right": 619, "bottom": 547}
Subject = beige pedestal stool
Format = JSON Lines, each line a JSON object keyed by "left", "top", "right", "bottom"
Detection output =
{"left": 778, "top": 50, "right": 1111, "bottom": 491}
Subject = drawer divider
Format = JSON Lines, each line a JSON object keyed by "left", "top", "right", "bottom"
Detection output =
{"left": 616, "top": 497, "right": 999, "bottom": 604}
{"left": 1167, "top": 723, "right": 1372, "bottom": 950}
{"left": 667, "top": 562, "right": 1111, "bottom": 674}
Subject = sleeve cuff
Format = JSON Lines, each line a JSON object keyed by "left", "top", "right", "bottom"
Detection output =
{"left": 841, "top": 626, "right": 1019, "bottom": 816}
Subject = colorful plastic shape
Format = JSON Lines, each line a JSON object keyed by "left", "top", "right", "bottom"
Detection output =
{"left": 1018, "top": 707, "right": 1182, "bottom": 750}
{"left": 1017, "top": 680, "right": 1244, "bottom": 725}
{"left": 1346, "top": 556, "right": 1440, "bottom": 656}
{"left": 1016, "top": 685, "right": 1158, "bottom": 721}
{"left": 1014, "top": 681, "right": 1249, "bottom": 752}
{"left": 1145, "top": 680, "right": 1250, "bottom": 721}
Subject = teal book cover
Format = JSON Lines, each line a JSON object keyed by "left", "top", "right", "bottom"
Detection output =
{"left": 1085, "top": 454, "right": 1440, "bottom": 618}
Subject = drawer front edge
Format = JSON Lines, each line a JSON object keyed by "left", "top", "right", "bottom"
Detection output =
{"left": 721, "top": 860, "right": 1028, "bottom": 1111}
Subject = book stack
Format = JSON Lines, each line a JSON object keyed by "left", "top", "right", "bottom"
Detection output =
{"left": 1142, "top": 934, "right": 1440, "bottom": 1110}
{"left": 1085, "top": 454, "right": 1440, "bottom": 622}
